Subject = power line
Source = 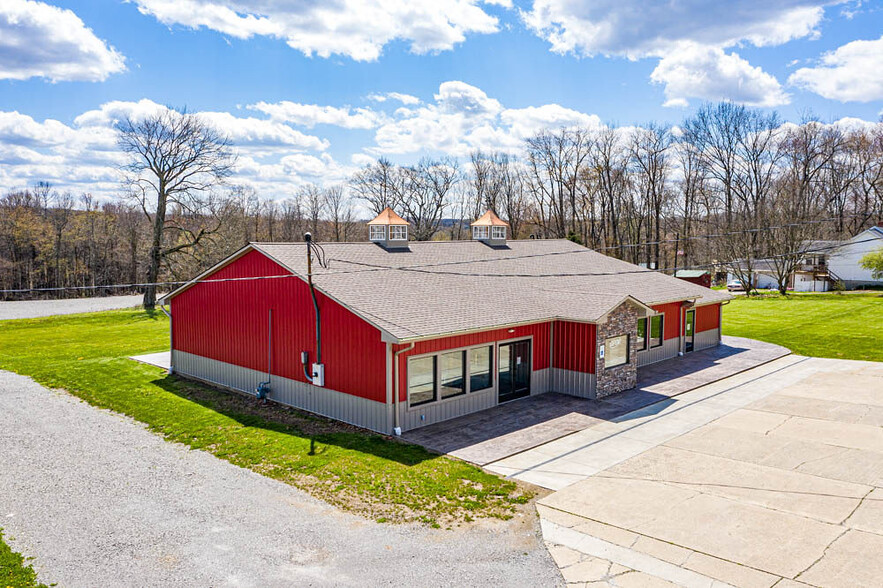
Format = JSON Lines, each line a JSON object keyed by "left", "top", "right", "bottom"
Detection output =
{"left": 592, "top": 214, "right": 870, "bottom": 251}
{"left": 1, "top": 236, "right": 874, "bottom": 296}
{"left": 326, "top": 237, "right": 878, "bottom": 280}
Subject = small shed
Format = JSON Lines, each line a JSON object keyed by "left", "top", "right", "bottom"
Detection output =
{"left": 675, "top": 270, "right": 712, "bottom": 289}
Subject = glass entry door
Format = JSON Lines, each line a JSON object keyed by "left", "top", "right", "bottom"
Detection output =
{"left": 498, "top": 340, "right": 531, "bottom": 403}
{"left": 685, "top": 309, "right": 695, "bottom": 353}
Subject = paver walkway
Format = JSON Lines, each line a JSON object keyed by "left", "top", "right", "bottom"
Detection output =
{"left": 404, "top": 336, "right": 788, "bottom": 465}
{"left": 538, "top": 356, "right": 883, "bottom": 587}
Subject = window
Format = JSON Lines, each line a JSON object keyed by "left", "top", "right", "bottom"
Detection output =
{"left": 492, "top": 226, "right": 506, "bottom": 240}
{"left": 369, "top": 225, "right": 386, "bottom": 241}
{"left": 408, "top": 356, "right": 436, "bottom": 406}
{"left": 407, "top": 345, "right": 495, "bottom": 408}
{"left": 469, "top": 346, "right": 493, "bottom": 391}
{"left": 389, "top": 225, "right": 408, "bottom": 241}
{"left": 440, "top": 350, "right": 466, "bottom": 399}
{"left": 605, "top": 334, "right": 629, "bottom": 368}
{"left": 649, "top": 315, "right": 663, "bottom": 348}
{"left": 473, "top": 226, "right": 489, "bottom": 240}
{"left": 636, "top": 318, "right": 648, "bottom": 351}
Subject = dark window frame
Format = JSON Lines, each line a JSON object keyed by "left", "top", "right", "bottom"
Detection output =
{"left": 408, "top": 355, "right": 437, "bottom": 407}
{"left": 407, "top": 343, "right": 498, "bottom": 410}
{"left": 636, "top": 317, "right": 648, "bottom": 351}
{"left": 440, "top": 349, "right": 467, "bottom": 399}
{"left": 469, "top": 345, "right": 494, "bottom": 392}
{"left": 649, "top": 314, "right": 664, "bottom": 348}
{"left": 605, "top": 334, "right": 630, "bottom": 368}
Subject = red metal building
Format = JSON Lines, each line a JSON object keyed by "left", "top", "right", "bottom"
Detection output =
{"left": 161, "top": 209, "right": 730, "bottom": 434}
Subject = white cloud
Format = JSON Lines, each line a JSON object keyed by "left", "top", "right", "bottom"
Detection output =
{"left": 131, "top": 0, "right": 502, "bottom": 61}
{"left": 248, "top": 101, "right": 384, "bottom": 129}
{"left": 199, "top": 111, "right": 329, "bottom": 151}
{"left": 522, "top": 0, "right": 832, "bottom": 107}
{"left": 789, "top": 35, "right": 883, "bottom": 102}
{"left": 0, "top": 0, "right": 125, "bottom": 82}
{"left": 651, "top": 44, "right": 790, "bottom": 107}
{"left": 370, "top": 81, "right": 602, "bottom": 156}
{"left": 351, "top": 153, "right": 378, "bottom": 167}
{"left": 366, "top": 92, "right": 421, "bottom": 106}
{"left": 522, "top": 0, "right": 827, "bottom": 58}
{"left": 0, "top": 100, "right": 340, "bottom": 200}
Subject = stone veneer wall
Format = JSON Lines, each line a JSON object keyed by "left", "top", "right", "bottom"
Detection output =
{"left": 595, "top": 302, "right": 639, "bottom": 398}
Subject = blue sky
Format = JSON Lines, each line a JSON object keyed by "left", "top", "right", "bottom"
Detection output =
{"left": 1, "top": 0, "right": 881, "bottom": 200}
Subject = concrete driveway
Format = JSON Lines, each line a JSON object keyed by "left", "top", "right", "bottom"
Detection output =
{"left": 535, "top": 356, "right": 883, "bottom": 587}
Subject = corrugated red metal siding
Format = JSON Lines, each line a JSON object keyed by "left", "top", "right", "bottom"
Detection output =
{"left": 552, "top": 321, "right": 596, "bottom": 374}
{"left": 171, "top": 249, "right": 387, "bottom": 402}
{"left": 696, "top": 303, "right": 721, "bottom": 332}
{"left": 653, "top": 302, "right": 683, "bottom": 340}
{"left": 393, "top": 322, "right": 551, "bottom": 402}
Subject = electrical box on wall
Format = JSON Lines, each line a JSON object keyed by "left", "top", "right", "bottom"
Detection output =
{"left": 312, "top": 363, "right": 325, "bottom": 387}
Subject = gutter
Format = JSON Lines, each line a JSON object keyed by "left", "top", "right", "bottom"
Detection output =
{"left": 392, "top": 342, "right": 415, "bottom": 435}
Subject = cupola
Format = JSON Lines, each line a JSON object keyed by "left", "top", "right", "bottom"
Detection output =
{"left": 471, "top": 210, "right": 509, "bottom": 246}
{"left": 367, "top": 207, "right": 410, "bottom": 249}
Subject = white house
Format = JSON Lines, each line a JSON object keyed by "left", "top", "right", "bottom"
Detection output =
{"left": 726, "top": 225, "right": 883, "bottom": 292}
{"left": 826, "top": 226, "right": 883, "bottom": 289}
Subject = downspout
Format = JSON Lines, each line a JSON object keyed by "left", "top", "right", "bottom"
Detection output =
{"left": 306, "top": 234, "right": 321, "bottom": 366}
{"left": 392, "top": 342, "right": 415, "bottom": 435}
{"left": 303, "top": 233, "right": 322, "bottom": 383}
{"left": 160, "top": 301, "right": 174, "bottom": 375}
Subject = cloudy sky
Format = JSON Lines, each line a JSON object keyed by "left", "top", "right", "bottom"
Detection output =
{"left": 1, "top": 0, "right": 882, "bottom": 200}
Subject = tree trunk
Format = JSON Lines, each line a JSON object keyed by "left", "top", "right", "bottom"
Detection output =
{"left": 144, "top": 190, "right": 167, "bottom": 310}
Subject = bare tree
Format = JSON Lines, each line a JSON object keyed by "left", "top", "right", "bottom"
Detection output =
{"left": 394, "top": 158, "right": 458, "bottom": 241}
{"left": 350, "top": 157, "right": 397, "bottom": 215}
{"left": 629, "top": 123, "right": 672, "bottom": 268}
{"left": 300, "top": 184, "right": 324, "bottom": 239}
{"left": 323, "top": 184, "right": 355, "bottom": 241}
{"left": 525, "top": 128, "right": 591, "bottom": 239}
{"left": 117, "top": 107, "right": 235, "bottom": 309}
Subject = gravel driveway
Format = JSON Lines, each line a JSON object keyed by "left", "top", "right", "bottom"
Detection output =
{"left": 0, "top": 294, "right": 144, "bottom": 320}
{"left": 0, "top": 370, "right": 558, "bottom": 587}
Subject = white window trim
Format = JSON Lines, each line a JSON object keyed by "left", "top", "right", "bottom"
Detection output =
{"left": 369, "top": 225, "right": 386, "bottom": 241}
{"left": 473, "top": 226, "right": 489, "bottom": 240}
{"left": 492, "top": 226, "right": 506, "bottom": 240}
{"left": 389, "top": 225, "right": 408, "bottom": 241}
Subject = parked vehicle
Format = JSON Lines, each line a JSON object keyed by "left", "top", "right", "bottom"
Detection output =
{"left": 727, "top": 280, "right": 746, "bottom": 292}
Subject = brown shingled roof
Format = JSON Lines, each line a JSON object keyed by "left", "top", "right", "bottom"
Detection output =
{"left": 248, "top": 239, "right": 731, "bottom": 342}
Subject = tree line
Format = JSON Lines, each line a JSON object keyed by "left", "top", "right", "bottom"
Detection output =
{"left": 1, "top": 102, "right": 881, "bottom": 304}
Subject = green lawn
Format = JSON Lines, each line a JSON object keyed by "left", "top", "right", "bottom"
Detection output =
{"left": 723, "top": 291, "right": 883, "bottom": 362}
{"left": 0, "top": 310, "right": 530, "bottom": 527}
{"left": 0, "top": 529, "right": 48, "bottom": 588}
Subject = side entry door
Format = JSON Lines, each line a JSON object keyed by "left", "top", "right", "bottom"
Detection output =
{"left": 498, "top": 340, "right": 531, "bottom": 403}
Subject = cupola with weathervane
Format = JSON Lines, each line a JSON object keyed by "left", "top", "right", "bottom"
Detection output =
{"left": 367, "top": 207, "right": 410, "bottom": 249}
{"left": 471, "top": 210, "right": 509, "bottom": 246}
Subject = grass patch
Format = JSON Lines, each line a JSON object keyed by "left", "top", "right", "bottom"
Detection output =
{"left": 723, "top": 291, "right": 883, "bottom": 362}
{"left": 0, "top": 529, "right": 49, "bottom": 588}
{"left": 0, "top": 309, "right": 532, "bottom": 527}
